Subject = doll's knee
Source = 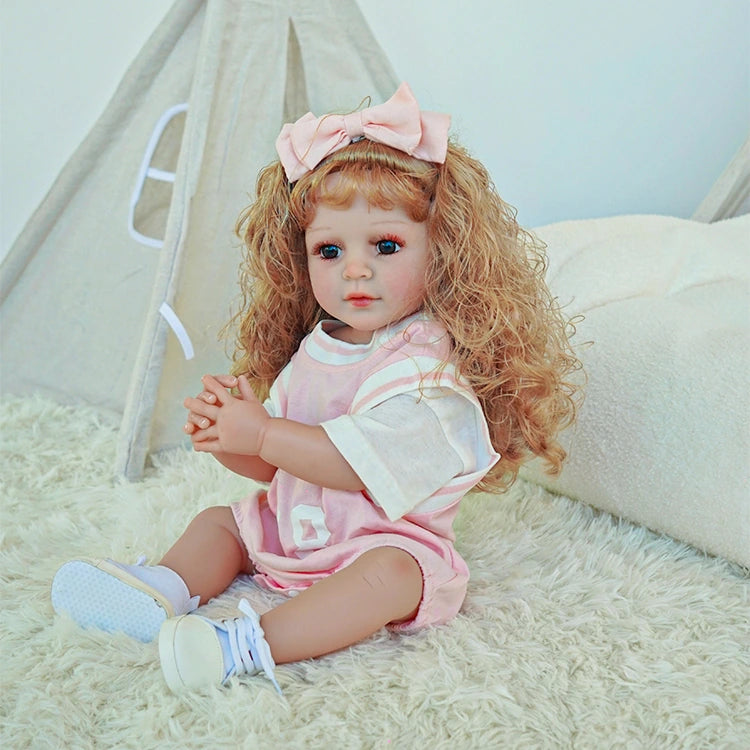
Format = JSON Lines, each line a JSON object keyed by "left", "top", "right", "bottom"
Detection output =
{"left": 357, "top": 547, "right": 423, "bottom": 597}
{"left": 190, "top": 506, "right": 250, "bottom": 567}
{"left": 192, "top": 505, "right": 238, "bottom": 531}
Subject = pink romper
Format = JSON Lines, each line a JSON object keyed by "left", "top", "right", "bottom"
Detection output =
{"left": 231, "top": 314, "right": 499, "bottom": 630}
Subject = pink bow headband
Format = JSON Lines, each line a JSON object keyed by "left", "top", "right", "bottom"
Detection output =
{"left": 275, "top": 82, "right": 451, "bottom": 182}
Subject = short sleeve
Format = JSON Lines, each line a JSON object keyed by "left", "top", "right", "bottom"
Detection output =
{"left": 322, "top": 391, "right": 487, "bottom": 521}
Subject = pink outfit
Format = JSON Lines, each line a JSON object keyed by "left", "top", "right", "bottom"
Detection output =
{"left": 231, "top": 314, "right": 498, "bottom": 630}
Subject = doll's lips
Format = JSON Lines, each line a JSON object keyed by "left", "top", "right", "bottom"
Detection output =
{"left": 345, "top": 294, "right": 377, "bottom": 307}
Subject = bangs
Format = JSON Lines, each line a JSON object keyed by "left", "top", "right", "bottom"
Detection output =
{"left": 289, "top": 140, "right": 438, "bottom": 228}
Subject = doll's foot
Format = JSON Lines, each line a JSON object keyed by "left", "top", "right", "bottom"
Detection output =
{"left": 159, "top": 599, "right": 280, "bottom": 693}
{"left": 51, "top": 558, "right": 197, "bottom": 643}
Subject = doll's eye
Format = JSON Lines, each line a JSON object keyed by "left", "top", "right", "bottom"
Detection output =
{"left": 317, "top": 244, "right": 341, "bottom": 260}
{"left": 376, "top": 239, "right": 401, "bottom": 255}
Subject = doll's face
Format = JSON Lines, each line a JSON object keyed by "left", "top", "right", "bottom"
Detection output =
{"left": 305, "top": 185, "right": 430, "bottom": 344}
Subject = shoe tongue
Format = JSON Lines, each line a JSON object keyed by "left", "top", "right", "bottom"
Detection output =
{"left": 214, "top": 627, "right": 236, "bottom": 682}
{"left": 208, "top": 601, "right": 282, "bottom": 693}
{"left": 215, "top": 615, "right": 258, "bottom": 681}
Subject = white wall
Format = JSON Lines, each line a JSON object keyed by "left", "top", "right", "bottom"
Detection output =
{"left": 1, "top": 0, "right": 747, "bottom": 257}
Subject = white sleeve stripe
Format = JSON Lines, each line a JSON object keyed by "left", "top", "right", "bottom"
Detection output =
{"left": 267, "top": 361, "right": 293, "bottom": 415}
{"left": 407, "top": 470, "right": 498, "bottom": 515}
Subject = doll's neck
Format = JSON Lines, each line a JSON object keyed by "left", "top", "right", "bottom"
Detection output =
{"left": 323, "top": 311, "right": 426, "bottom": 345}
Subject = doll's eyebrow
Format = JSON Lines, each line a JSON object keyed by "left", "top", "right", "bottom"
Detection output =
{"left": 306, "top": 219, "right": 412, "bottom": 236}
{"left": 306, "top": 224, "right": 335, "bottom": 234}
{"left": 371, "top": 219, "right": 411, "bottom": 227}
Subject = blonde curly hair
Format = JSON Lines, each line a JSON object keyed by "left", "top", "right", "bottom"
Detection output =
{"left": 230, "top": 138, "right": 581, "bottom": 490}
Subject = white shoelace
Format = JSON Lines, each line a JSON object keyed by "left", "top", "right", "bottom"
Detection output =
{"left": 224, "top": 599, "right": 282, "bottom": 694}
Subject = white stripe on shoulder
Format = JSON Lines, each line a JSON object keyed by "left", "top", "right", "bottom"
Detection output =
{"left": 351, "top": 357, "right": 471, "bottom": 413}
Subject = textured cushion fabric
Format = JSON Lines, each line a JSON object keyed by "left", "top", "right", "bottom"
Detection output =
{"left": 521, "top": 214, "right": 750, "bottom": 567}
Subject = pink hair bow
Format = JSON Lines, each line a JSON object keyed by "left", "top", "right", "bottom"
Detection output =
{"left": 275, "top": 82, "right": 451, "bottom": 181}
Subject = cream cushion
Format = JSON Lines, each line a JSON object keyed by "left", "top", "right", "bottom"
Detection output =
{"left": 521, "top": 214, "right": 750, "bottom": 567}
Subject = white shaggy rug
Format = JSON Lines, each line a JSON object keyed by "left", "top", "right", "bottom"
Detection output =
{"left": 2, "top": 395, "right": 748, "bottom": 749}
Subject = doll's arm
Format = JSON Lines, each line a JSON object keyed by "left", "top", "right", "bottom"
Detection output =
{"left": 207, "top": 451, "right": 278, "bottom": 482}
{"left": 260, "top": 419, "right": 365, "bottom": 491}
{"left": 192, "top": 375, "right": 364, "bottom": 491}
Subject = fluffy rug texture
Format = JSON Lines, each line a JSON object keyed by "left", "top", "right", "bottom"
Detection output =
{"left": 2, "top": 395, "right": 748, "bottom": 749}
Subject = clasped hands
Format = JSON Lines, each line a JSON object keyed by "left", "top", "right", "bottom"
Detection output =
{"left": 184, "top": 374, "right": 269, "bottom": 455}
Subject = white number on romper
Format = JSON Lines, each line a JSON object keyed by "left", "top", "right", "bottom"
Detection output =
{"left": 290, "top": 504, "right": 332, "bottom": 550}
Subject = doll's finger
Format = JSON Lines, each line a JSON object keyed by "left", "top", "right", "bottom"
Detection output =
{"left": 201, "top": 374, "right": 230, "bottom": 404}
{"left": 191, "top": 435, "right": 220, "bottom": 452}
{"left": 184, "top": 395, "right": 207, "bottom": 412}
{"left": 204, "top": 374, "right": 239, "bottom": 396}
{"left": 236, "top": 374, "right": 256, "bottom": 402}
{"left": 190, "top": 424, "right": 217, "bottom": 444}
{"left": 199, "top": 391, "right": 217, "bottom": 404}
{"left": 213, "top": 374, "right": 239, "bottom": 389}
{"left": 187, "top": 412, "right": 213, "bottom": 430}
{"left": 183, "top": 396, "right": 219, "bottom": 421}
{"left": 185, "top": 418, "right": 214, "bottom": 435}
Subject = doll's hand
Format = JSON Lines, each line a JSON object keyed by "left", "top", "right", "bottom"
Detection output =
{"left": 189, "top": 374, "right": 269, "bottom": 456}
{"left": 184, "top": 375, "right": 238, "bottom": 434}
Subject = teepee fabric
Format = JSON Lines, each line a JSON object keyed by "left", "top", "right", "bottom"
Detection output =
{"left": 0, "top": 0, "right": 398, "bottom": 479}
{"left": 692, "top": 135, "right": 750, "bottom": 222}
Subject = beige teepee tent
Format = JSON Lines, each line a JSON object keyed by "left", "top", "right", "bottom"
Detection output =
{"left": 1, "top": 0, "right": 398, "bottom": 479}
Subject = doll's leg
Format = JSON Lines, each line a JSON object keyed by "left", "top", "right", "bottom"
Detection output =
{"left": 159, "top": 545, "right": 424, "bottom": 692}
{"left": 159, "top": 505, "right": 252, "bottom": 605}
{"left": 261, "top": 546, "right": 423, "bottom": 664}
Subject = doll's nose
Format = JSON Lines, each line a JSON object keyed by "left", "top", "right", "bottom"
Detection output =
{"left": 342, "top": 258, "right": 373, "bottom": 280}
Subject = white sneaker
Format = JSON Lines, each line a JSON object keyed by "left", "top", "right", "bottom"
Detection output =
{"left": 159, "top": 599, "right": 281, "bottom": 693}
{"left": 51, "top": 558, "right": 197, "bottom": 643}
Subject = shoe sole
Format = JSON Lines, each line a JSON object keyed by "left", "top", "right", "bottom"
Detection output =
{"left": 51, "top": 558, "right": 174, "bottom": 643}
{"left": 159, "top": 615, "right": 226, "bottom": 692}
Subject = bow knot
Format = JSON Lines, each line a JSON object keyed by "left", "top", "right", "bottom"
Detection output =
{"left": 275, "top": 82, "right": 450, "bottom": 181}
{"left": 342, "top": 111, "right": 366, "bottom": 140}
